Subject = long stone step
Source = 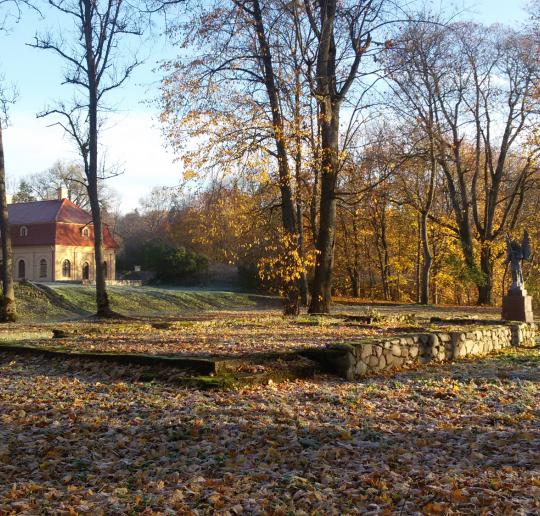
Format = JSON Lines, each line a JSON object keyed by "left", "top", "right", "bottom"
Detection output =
{"left": 0, "top": 342, "right": 316, "bottom": 387}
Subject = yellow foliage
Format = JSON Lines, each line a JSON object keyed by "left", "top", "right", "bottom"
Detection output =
{"left": 257, "top": 230, "right": 317, "bottom": 294}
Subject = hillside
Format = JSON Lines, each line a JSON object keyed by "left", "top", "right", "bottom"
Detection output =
{"left": 12, "top": 283, "right": 268, "bottom": 322}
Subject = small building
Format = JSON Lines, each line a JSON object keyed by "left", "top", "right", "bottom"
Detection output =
{"left": 2, "top": 190, "right": 118, "bottom": 282}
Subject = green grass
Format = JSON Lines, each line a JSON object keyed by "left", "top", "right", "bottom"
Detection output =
{"left": 12, "top": 283, "right": 262, "bottom": 322}
{"left": 14, "top": 283, "right": 76, "bottom": 322}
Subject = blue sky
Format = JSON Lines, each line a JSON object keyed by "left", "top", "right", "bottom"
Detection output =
{"left": 0, "top": 0, "right": 531, "bottom": 212}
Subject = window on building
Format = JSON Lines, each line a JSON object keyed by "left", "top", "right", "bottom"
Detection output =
{"left": 39, "top": 259, "right": 47, "bottom": 278}
{"left": 82, "top": 227, "right": 90, "bottom": 237}
{"left": 103, "top": 261, "right": 108, "bottom": 279}
{"left": 62, "top": 259, "right": 71, "bottom": 278}
{"left": 20, "top": 226, "right": 28, "bottom": 237}
{"left": 82, "top": 262, "right": 90, "bottom": 280}
{"left": 18, "top": 260, "right": 25, "bottom": 279}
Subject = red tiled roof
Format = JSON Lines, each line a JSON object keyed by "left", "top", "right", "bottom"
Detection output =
{"left": 11, "top": 223, "right": 57, "bottom": 247}
{"left": 6, "top": 199, "right": 118, "bottom": 249}
{"left": 8, "top": 199, "right": 93, "bottom": 225}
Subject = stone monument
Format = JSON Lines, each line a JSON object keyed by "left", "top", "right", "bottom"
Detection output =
{"left": 502, "top": 230, "right": 534, "bottom": 322}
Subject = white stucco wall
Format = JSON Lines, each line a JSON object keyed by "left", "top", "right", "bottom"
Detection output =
{"left": 1, "top": 245, "right": 116, "bottom": 282}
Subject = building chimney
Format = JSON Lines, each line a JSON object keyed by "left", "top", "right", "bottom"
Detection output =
{"left": 57, "top": 187, "right": 69, "bottom": 200}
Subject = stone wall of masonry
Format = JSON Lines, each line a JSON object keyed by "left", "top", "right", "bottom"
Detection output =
{"left": 329, "top": 323, "right": 536, "bottom": 380}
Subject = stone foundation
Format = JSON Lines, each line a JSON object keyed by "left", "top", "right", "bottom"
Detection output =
{"left": 321, "top": 323, "right": 537, "bottom": 380}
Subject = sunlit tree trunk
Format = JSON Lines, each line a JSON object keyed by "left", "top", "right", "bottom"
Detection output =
{"left": 306, "top": 0, "right": 372, "bottom": 313}
{"left": 309, "top": 96, "right": 339, "bottom": 313}
{"left": 293, "top": 58, "right": 309, "bottom": 306}
{"left": 0, "top": 122, "right": 16, "bottom": 322}
{"left": 83, "top": 0, "right": 112, "bottom": 317}
{"left": 251, "top": 0, "right": 299, "bottom": 315}
{"left": 307, "top": 0, "right": 340, "bottom": 313}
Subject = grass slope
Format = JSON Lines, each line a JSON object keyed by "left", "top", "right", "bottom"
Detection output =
{"left": 13, "top": 283, "right": 262, "bottom": 321}
{"left": 14, "top": 283, "right": 78, "bottom": 322}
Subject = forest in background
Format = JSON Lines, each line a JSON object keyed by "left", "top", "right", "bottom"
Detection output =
{"left": 6, "top": 0, "right": 540, "bottom": 312}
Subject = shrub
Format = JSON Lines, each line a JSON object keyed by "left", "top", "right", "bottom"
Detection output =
{"left": 139, "top": 239, "right": 208, "bottom": 284}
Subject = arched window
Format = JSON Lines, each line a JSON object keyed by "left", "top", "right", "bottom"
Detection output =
{"left": 103, "top": 261, "right": 108, "bottom": 279}
{"left": 62, "top": 259, "right": 71, "bottom": 278}
{"left": 82, "top": 227, "right": 90, "bottom": 237}
{"left": 18, "top": 259, "right": 25, "bottom": 279}
{"left": 82, "top": 262, "right": 90, "bottom": 280}
{"left": 20, "top": 226, "right": 28, "bottom": 237}
{"left": 39, "top": 259, "right": 47, "bottom": 278}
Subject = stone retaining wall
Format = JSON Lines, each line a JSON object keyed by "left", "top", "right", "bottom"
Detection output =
{"left": 324, "top": 323, "right": 536, "bottom": 380}
{"left": 512, "top": 323, "right": 536, "bottom": 347}
{"left": 82, "top": 279, "right": 143, "bottom": 286}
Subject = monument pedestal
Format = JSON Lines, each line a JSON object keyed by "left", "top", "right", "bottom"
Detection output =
{"left": 502, "top": 287, "right": 534, "bottom": 322}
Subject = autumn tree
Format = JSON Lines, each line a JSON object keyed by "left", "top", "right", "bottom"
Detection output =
{"left": 31, "top": 0, "right": 143, "bottom": 317}
{"left": 390, "top": 21, "right": 540, "bottom": 305}
{"left": 295, "top": 0, "right": 402, "bottom": 313}
{"left": 385, "top": 20, "right": 445, "bottom": 305}
{"left": 161, "top": 0, "right": 314, "bottom": 314}
{"left": 398, "top": 153, "right": 438, "bottom": 305}
{"left": 332, "top": 127, "right": 399, "bottom": 298}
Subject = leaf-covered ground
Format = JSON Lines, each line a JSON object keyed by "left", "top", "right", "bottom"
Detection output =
{"left": 38, "top": 314, "right": 393, "bottom": 356}
{"left": 1, "top": 347, "right": 538, "bottom": 514}
{"left": 2, "top": 309, "right": 506, "bottom": 358}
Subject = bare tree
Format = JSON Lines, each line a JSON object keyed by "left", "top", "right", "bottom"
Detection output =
{"left": 386, "top": 21, "right": 445, "bottom": 304}
{"left": 13, "top": 160, "right": 119, "bottom": 211}
{"left": 31, "top": 0, "right": 142, "bottom": 317}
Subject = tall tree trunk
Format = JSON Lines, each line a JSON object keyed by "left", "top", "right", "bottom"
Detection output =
{"left": 420, "top": 211, "right": 432, "bottom": 304}
{"left": 0, "top": 122, "right": 16, "bottom": 322}
{"left": 293, "top": 60, "right": 309, "bottom": 307}
{"left": 84, "top": 0, "right": 111, "bottom": 317}
{"left": 416, "top": 213, "right": 421, "bottom": 303}
{"left": 375, "top": 207, "right": 391, "bottom": 301}
{"left": 87, "top": 178, "right": 111, "bottom": 316}
{"left": 477, "top": 242, "right": 493, "bottom": 305}
{"left": 252, "top": 0, "right": 299, "bottom": 315}
{"left": 308, "top": 97, "right": 339, "bottom": 313}
{"left": 367, "top": 240, "right": 375, "bottom": 297}
{"left": 381, "top": 239, "right": 391, "bottom": 301}
{"left": 419, "top": 129, "right": 437, "bottom": 305}
{"left": 348, "top": 266, "right": 360, "bottom": 297}
{"left": 308, "top": 100, "right": 321, "bottom": 245}
{"left": 297, "top": 201, "right": 309, "bottom": 306}
{"left": 307, "top": 0, "right": 340, "bottom": 314}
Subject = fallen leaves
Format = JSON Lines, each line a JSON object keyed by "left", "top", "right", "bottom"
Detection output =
{"left": 21, "top": 313, "right": 389, "bottom": 357}
{"left": 0, "top": 323, "right": 539, "bottom": 513}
